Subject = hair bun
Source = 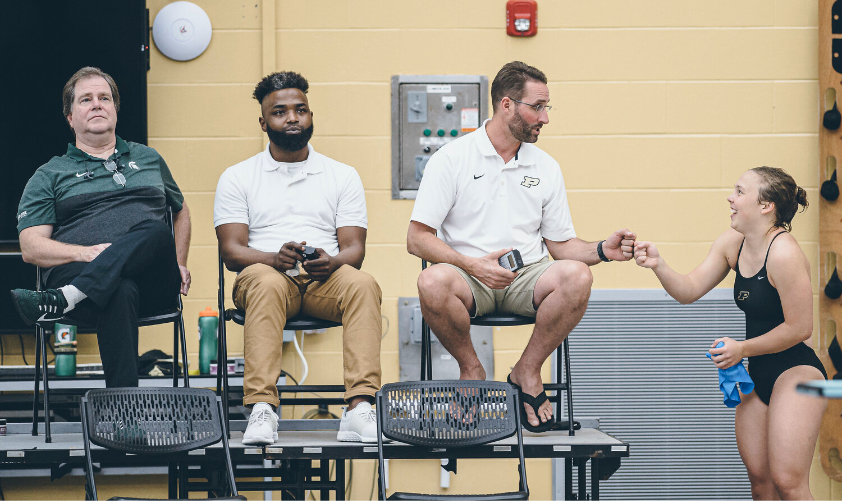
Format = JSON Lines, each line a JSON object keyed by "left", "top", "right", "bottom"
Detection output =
{"left": 796, "top": 186, "right": 809, "bottom": 210}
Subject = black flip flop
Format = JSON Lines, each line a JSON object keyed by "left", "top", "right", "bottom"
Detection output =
{"left": 507, "top": 374, "right": 554, "bottom": 433}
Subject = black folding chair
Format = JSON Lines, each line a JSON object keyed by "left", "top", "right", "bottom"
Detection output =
{"left": 419, "top": 259, "right": 576, "bottom": 435}
{"left": 32, "top": 207, "right": 189, "bottom": 443}
{"left": 81, "top": 387, "right": 243, "bottom": 500}
{"left": 377, "top": 380, "right": 528, "bottom": 500}
{"left": 216, "top": 252, "right": 344, "bottom": 428}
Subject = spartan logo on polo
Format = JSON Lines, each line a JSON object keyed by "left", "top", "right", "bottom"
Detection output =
{"left": 521, "top": 176, "right": 540, "bottom": 188}
{"left": 737, "top": 291, "right": 749, "bottom": 300}
{"left": 128, "top": 161, "right": 139, "bottom": 170}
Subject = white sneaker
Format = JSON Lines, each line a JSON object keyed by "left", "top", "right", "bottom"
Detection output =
{"left": 242, "top": 403, "right": 278, "bottom": 445}
{"left": 337, "top": 401, "right": 378, "bottom": 443}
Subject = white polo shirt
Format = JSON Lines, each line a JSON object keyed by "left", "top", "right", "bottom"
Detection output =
{"left": 214, "top": 143, "right": 367, "bottom": 256}
{"left": 410, "top": 120, "right": 575, "bottom": 264}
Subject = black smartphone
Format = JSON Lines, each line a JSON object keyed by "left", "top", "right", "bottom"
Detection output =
{"left": 498, "top": 249, "right": 524, "bottom": 272}
{"left": 299, "top": 245, "right": 319, "bottom": 261}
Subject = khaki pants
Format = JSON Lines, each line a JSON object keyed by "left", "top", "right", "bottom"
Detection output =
{"left": 233, "top": 263, "right": 382, "bottom": 407}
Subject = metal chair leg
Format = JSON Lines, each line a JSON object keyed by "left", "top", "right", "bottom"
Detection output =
{"left": 554, "top": 343, "right": 563, "bottom": 427}
{"left": 172, "top": 318, "right": 178, "bottom": 388}
{"left": 335, "top": 459, "right": 345, "bottom": 500}
{"left": 215, "top": 312, "right": 224, "bottom": 397}
{"left": 178, "top": 299, "right": 189, "bottom": 388}
{"left": 218, "top": 399, "right": 238, "bottom": 496}
{"left": 81, "top": 403, "right": 98, "bottom": 500}
{"left": 425, "top": 325, "right": 433, "bottom": 380}
{"left": 220, "top": 312, "right": 230, "bottom": 435}
{"left": 217, "top": 250, "right": 229, "bottom": 433}
{"left": 167, "top": 462, "right": 177, "bottom": 499}
{"left": 421, "top": 318, "right": 430, "bottom": 380}
{"left": 41, "top": 327, "right": 52, "bottom": 443}
{"left": 565, "top": 457, "right": 573, "bottom": 499}
{"left": 564, "top": 338, "right": 574, "bottom": 436}
{"left": 32, "top": 325, "right": 42, "bottom": 437}
{"left": 178, "top": 460, "right": 188, "bottom": 499}
{"left": 420, "top": 259, "right": 433, "bottom": 381}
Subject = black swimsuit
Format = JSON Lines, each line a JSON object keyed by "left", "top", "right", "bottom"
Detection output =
{"left": 733, "top": 232, "right": 826, "bottom": 406}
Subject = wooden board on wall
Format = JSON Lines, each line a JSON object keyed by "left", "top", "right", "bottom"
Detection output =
{"left": 818, "top": 0, "right": 842, "bottom": 481}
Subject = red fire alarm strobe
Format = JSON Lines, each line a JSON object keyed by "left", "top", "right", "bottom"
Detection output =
{"left": 507, "top": 0, "right": 537, "bottom": 37}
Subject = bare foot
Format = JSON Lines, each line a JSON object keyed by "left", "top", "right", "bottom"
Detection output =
{"left": 509, "top": 367, "right": 553, "bottom": 428}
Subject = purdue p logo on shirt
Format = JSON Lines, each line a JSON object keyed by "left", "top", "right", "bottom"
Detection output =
{"left": 521, "top": 176, "right": 540, "bottom": 188}
{"left": 737, "top": 291, "right": 749, "bottom": 300}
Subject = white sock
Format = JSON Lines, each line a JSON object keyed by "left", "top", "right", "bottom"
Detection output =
{"left": 58, "top": 285, "right": 86, "bottom": 313}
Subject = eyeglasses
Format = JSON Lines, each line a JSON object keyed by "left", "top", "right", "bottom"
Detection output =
{"left": 508, "top": 98, "right": 552, "bottom": 113}
{"left": 103, "top": 159, "right": 126, "bottom": 187}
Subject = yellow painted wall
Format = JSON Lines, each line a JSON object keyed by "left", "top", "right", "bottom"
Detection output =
{"left": 4, "top": 0, "right": 835, "bottom": 498}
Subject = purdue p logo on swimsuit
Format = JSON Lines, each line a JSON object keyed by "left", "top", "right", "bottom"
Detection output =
{"left": 737, "top": 291, "right": 749, "bottom": 300}
{"left": 521, "top": 176, "right": 540, "bottom": 188}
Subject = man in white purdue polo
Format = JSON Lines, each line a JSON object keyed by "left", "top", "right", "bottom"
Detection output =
{"left": 214, "top": 72, "right": 383, "bottom": 444}
{"left": 407, "top": 61, "right": 636, "bottom": 432}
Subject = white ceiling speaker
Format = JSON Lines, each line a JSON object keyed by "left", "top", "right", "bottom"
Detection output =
{"left": 152, "top": 1, "right": 212, "bottom": 61}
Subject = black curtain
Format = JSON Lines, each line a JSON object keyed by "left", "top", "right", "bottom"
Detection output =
{"left": 0, "top": 0, "right": 149, "bottom": 244}
{"left": 0, "top": 0, "right": 148, "bottom": 334}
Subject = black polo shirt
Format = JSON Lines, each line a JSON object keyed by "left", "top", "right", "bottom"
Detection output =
{"left": 16, "top": 136, "right": 184, "bottom": 248}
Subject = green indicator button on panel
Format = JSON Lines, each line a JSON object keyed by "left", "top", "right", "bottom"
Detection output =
{"left": 450, "top": 129, "right": 458, "bottom": 137}
{"left": 423, "top": 129, "right": 432, "bottom": 137}
{"left": 437, "top": 129, "right": 445, "bottom": 137}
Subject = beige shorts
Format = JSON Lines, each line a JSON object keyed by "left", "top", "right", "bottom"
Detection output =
{"left": 442, "top": 257, "right": 554, "bottom": 318}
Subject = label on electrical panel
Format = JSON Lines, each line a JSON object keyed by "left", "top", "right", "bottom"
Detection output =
{"left": 427, "top": 85, "right": 451, "bottom": 93}
{"left": 461, "top": 108, "right": 479, "bottom": 131}
{"left": 420, "top": 137, "right": 454, "bottom": 147}
{"left": 442, "top": 96, "right": 457, "bottom": 103}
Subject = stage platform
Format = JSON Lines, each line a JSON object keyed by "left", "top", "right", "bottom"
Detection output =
{"left": 0, "top": 419, "right": 629, "bottom": 499}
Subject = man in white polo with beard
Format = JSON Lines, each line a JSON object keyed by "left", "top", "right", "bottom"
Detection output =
{"left": 215, "top": 71, "right": 383, "bottom": 445}
{"left": 407, "top": 61, "right": 636, "bottom": 433}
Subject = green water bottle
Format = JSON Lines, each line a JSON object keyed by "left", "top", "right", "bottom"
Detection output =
{"left": 54, "top": 323, "right": 77, "bottom": 377}
{"left": 198, "top": 307, "right": 219, "bottom": 375}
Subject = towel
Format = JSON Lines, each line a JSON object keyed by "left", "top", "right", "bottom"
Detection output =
{"left": 706, "top": 341, "right": 754, "bottom": 408}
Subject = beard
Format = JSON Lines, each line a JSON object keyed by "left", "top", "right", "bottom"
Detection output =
{"left": 266, "top": 123, "right": 314, "bottom": 152}
{"left": 508, "top": 108, "right": 541, "bottom": 143}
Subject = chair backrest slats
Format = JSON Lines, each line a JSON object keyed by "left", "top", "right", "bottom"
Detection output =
{"left": 83, "top": 387, "right": 223, "bottom": 454}
{"left": 379, "top": 380, "right": 517, "bottom": 447}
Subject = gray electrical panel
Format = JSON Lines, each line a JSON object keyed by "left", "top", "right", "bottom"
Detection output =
{"left": 391, "top": 75, "right": 489, "bottom": 199}
{"left": 398, "top": 297, "right": 494, "bottom": 381}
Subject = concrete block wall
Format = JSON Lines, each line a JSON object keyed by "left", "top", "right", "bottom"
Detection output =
{"left": 5, "top": 0, "right": 834, "bottom": 498}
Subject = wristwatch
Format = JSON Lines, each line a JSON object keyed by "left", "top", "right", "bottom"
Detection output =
{"left": 597, "top": 240, "right": 612, "bottom": 262}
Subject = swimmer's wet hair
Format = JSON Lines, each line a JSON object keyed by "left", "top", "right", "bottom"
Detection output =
{"left": 751, "top": 166, "right": 808, "bottom": 232}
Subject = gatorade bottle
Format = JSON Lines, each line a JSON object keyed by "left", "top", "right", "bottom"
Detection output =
{"left": 54, "top": 323, "right": 77, "bottom": 377}
{"left": 198, "top": 307, "right": 219, "bottom": 375}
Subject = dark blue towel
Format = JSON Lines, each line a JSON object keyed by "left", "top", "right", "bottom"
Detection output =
{"left": 706, "top": 341, "right": 754, "bottom": 408}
